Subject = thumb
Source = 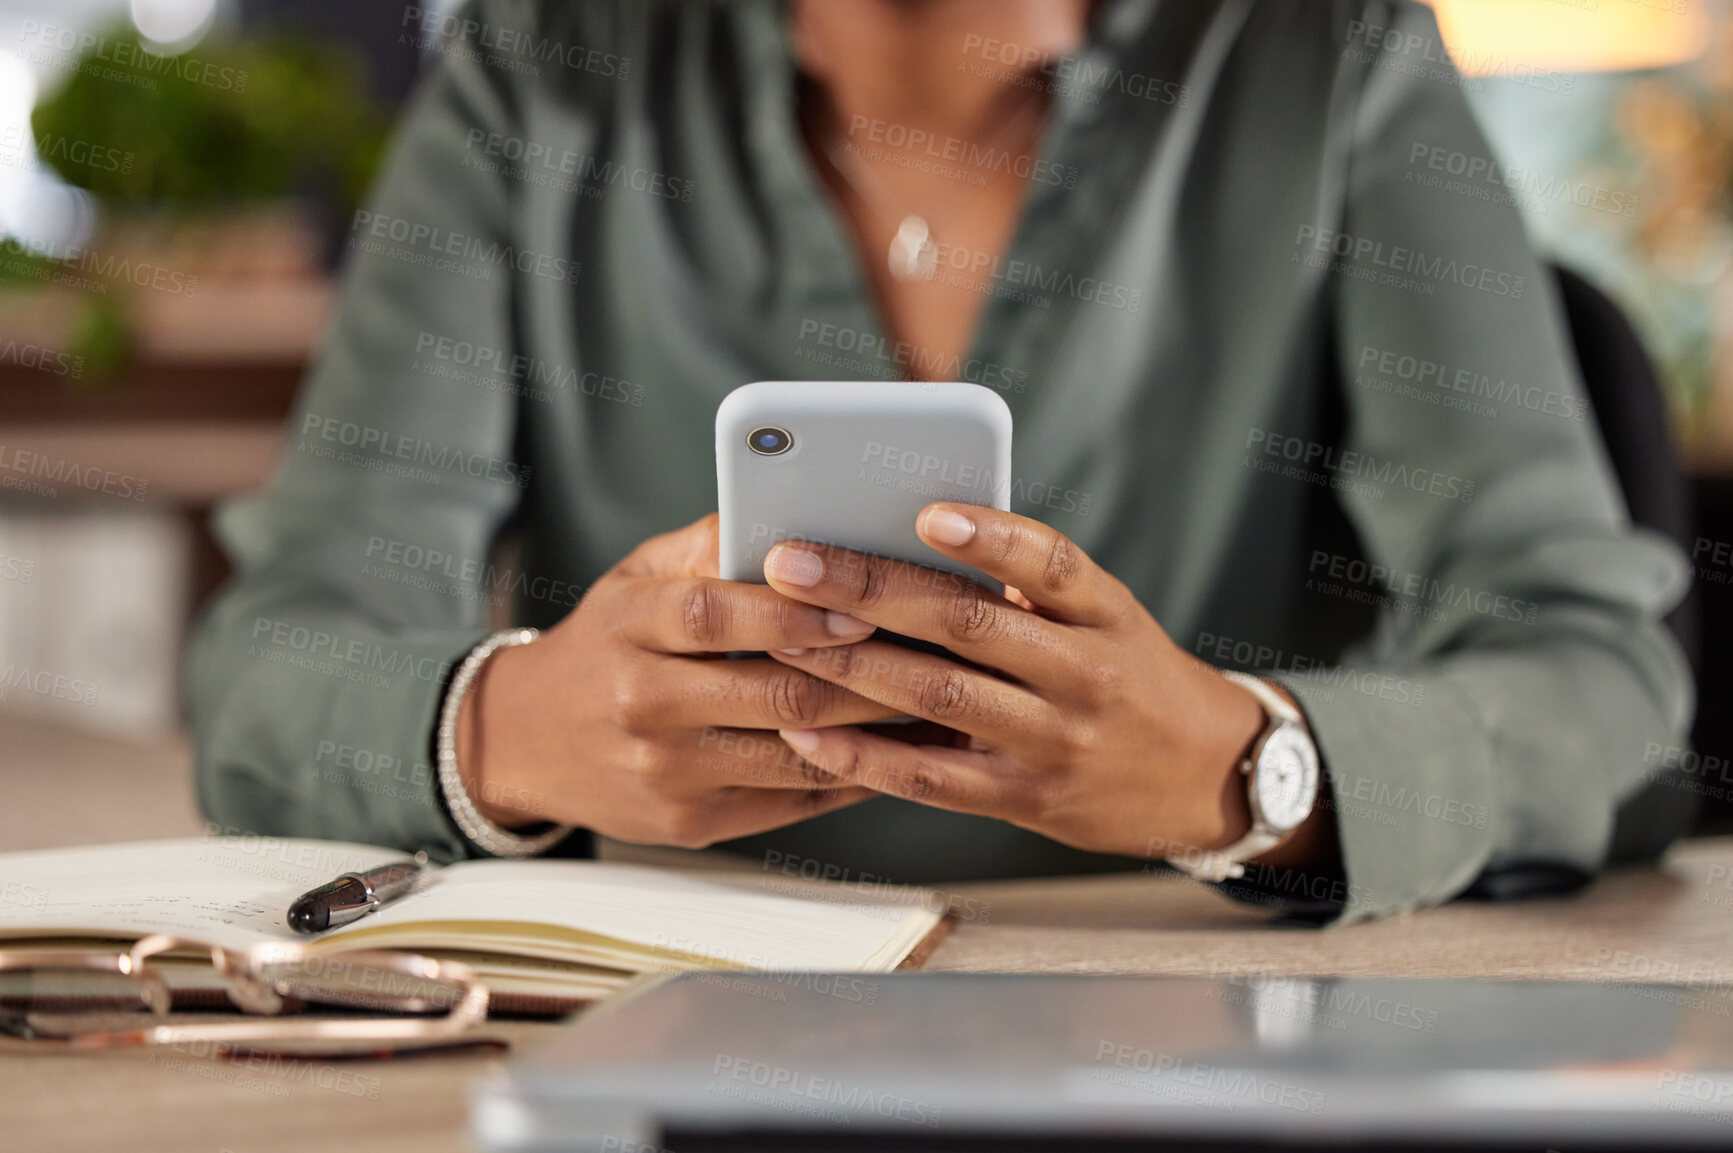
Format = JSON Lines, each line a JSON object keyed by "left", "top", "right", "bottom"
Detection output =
{"left": 617, "top": 513, "right": 721, "bottom": 579}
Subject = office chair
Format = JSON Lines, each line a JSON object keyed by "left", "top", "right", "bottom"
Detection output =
{"left": 1467, "top": 266, "right": 1701, "bottom": 899}
{"left": 1556, "top": 265, "right": 1703, "bottom": 864}
{"left": 1555, "top": 265, "right": 1702, "bottom": 670}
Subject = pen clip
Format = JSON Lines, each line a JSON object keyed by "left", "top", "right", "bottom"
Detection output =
{"left": 335, "top": 872, "right": 378, "bottom": 912}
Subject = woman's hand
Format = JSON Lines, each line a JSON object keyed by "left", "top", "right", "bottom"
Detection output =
{"left": 760, "top": 503, "right": 1282, "bottom": 862}
{"left": 455, "top": 514, "right": 902, "bottom": 848}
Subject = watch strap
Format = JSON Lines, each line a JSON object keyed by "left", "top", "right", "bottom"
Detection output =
{"left": 1220, "top": 670, "right": 1302, "bottom": 723}
{"left": 1169, "top": 671, "right": 1307, "bottom": 882}
{"left": 1171, "top": 829, "right": 1283, "bottom": 882}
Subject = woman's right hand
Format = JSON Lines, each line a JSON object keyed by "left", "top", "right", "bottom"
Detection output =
{"left": 453, "top": 513, "right": 898, "bottom": 847}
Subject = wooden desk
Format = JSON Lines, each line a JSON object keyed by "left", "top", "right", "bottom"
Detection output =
{"left": 4, "top": 710, "right": 1733, "bottom": 1153}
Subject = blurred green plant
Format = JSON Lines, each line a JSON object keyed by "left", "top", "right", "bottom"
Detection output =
{"left": 63, "top": 294, "right": 135, "bottom": 381}
{"left": 2, "top": 23, "right": 389, "bottom": 385}
{"left": 32, "top": 24, "right": 388, "bottom": 210}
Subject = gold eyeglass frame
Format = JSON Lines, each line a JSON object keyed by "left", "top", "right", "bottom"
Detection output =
{"left": 0, "top": 933, "right": 496, "bottom": 1056}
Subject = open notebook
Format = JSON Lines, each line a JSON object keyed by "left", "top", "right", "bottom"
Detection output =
{"left": 0, "top": 838, "right": 948, "bottom": 1012}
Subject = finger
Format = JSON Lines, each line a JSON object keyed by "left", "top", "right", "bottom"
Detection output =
{"left": 623, "top": 784, "right": 880, "bottom": 851}
{"left": 693, "top": 785, "right": 881, "bottom": 845}
{"left": 916, "top": 504, "right": 1121, "bottom": 626}
{"left": 761, "top": 541, "right": 1073, "bottom": 681}
{"left": 639, "top": 656, "right": 903, "bottom": 729}
{"left": 777, "top": 726, "right": 1011, "bottom": 819}
{"left": 616, "top": 513, "right": 722, "bottom": 579}
{"left": 770, "top": 641, "right": 1050, "bottom": 746}
{"left": 621, "top": 577, "right": 877, "bottom": 654}
{"left": 685, "top": 726, "right": 853, "bottom": 789}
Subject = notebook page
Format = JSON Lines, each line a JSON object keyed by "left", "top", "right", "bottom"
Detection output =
{"left": 0, "top": 838, "right": 405, "bottom": 951}
{"left": 325, "top": 859, "right": 940, "bottom": 971}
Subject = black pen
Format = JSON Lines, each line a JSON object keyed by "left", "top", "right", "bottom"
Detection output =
{"left": 286, "top": 852, "right": 431, "bottom": 934}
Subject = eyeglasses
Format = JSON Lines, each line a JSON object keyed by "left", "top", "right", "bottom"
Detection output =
{"left": 0, "top": 933, "right": 503, "bottom": 1058}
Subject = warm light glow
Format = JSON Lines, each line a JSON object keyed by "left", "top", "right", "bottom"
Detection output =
{"left": 131, "top": 0, "right": 219, "bottom": 53}
{"left": 1423, "top": 0, "right": 1709, "bottom": 76}
{"left": 0, "top": 51, "right": 96, "bottom": 253}
{"left": 0, "top": 50, "right": 37, "bottom": 136}
{"left": 0, "top": 50, "right": 41, "bottom": 240}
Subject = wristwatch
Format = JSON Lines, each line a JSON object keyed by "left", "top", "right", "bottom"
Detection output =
{"left": 1170, "top": 671, "right": 1321, "bottom": 882}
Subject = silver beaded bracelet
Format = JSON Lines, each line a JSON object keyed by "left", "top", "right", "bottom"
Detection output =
{"left": 436, "top": 627, "right": 573, "bottom": 858}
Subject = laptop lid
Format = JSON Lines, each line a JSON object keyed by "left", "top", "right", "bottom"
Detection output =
{"left": 474, "top": 973, "right": 1733, "bottom": 1152}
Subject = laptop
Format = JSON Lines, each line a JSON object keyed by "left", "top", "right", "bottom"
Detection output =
{"left": 473, "top": 972, "right": 1733, "bottom": 1152}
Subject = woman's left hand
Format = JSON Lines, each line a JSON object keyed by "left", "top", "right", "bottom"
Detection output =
{"left": 762, "top": 503, "right": 1275, "bottom": 861}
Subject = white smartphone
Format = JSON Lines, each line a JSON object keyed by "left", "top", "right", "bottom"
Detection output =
{"left": 716, "top": 381, "right": 1013, "bottom": 594}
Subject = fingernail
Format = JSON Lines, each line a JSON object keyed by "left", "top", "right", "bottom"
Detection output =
{"left": 766, "top": 545, "right": 823, "bottom": 587}
{"left": 923, "top": 507, "right": 975, "bottom": 547}
{"left": 776, "top": 648, "right": 808, "bottom": 657}
{"left": 826, "top": 611, "right": 874, "bottom": 637}
{"left": 780, "top": 728, "right": 821, "bottom": 754}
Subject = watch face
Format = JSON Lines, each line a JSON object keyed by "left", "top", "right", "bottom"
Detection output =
{"left": 1252, "top": 724, "right": 1320, "bottom": 832}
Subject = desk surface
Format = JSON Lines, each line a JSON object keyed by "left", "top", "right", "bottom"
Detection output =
{"left": 4, "top": 709, "right": 1732, "bottom": 1153}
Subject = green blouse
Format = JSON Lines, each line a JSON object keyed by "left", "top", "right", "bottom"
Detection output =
{"left": 188, "top": 0, "right": 1693, "bottom": 922}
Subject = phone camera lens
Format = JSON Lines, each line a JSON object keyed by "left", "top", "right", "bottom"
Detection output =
{"left": 746, "top": 426, "right": 793, "bottom": 456}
